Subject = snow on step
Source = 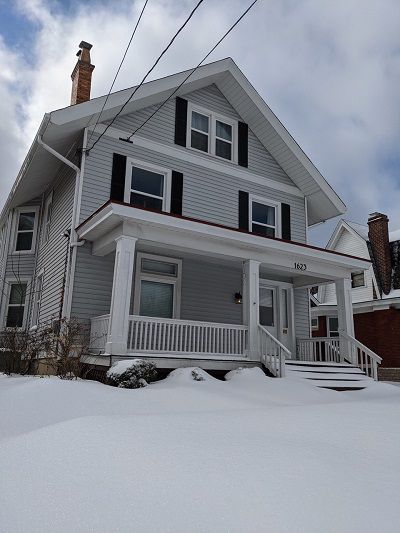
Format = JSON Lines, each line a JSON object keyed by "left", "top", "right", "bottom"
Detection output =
{"left": 285, "top": 360, "right": 374, "bottom": 391}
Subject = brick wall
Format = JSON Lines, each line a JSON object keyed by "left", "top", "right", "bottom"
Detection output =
{"left": 354, "top": 308, "right": 400, "bottom": 368}
{"left": 312, "top": 315, "right": 327, "bottom": 337}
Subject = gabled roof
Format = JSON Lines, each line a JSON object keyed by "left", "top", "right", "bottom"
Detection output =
{"left": 326, "top": 219, "right": 368, "bottom": 250}
{"left": 1, "top": 58, "right": 346, "bottom": 226}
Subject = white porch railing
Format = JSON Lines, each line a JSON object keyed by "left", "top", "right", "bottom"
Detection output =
{"left": 296, "top": 334, "right": 382, "bottom": 381}
{"left": 89, "top": 315, "right": 110, "bottom": 353}
{"left": 127, "top": 316, "right": 248, "bottom": 357}
{"left": 258, "top": 325, "right": 289, "bottom": 377}
{"left": 296, "top": 337, "right": 342, "bottom": 363}
{"left": 341, "top": 332, "right": 382, "bottom": 380}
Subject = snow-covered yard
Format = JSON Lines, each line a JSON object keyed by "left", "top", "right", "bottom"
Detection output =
{"left": 1, "top": 368, "right": 400, "bottom": 533}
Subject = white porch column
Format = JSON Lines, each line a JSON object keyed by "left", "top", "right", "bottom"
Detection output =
{"left": 105, "top": 236, "right": 137, "bottom": 355}
{"left": 243, "top": 260, "right": 260, "bottom": 360}
{"left": 335, "top": 277, "right": 354, "bottom": 362}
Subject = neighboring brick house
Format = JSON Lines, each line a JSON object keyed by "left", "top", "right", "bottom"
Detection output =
{"left": 312, "top": 213, "right": 400, "bottom": 380}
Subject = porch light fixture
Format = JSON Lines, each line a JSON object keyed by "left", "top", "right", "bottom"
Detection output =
{"left": 234, "top": 292, "right": 242, "bottom": 304}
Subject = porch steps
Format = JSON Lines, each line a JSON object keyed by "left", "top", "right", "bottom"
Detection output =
{"left": 285, "top": 360, "right": 374, "bottom": 391}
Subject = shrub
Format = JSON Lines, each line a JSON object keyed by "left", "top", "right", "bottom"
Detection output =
{"left": 107, "top": 359, "right": 158, "bottom": 389}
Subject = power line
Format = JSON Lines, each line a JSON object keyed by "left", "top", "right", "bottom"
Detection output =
{"left": 121, "top": 0, "right": 259, "bottom": 143}
{"left": 86, "top": 0, "right": 205, "bottom": 154}
{"left": 86, "top": 0, "right": 149, "bottom": 147}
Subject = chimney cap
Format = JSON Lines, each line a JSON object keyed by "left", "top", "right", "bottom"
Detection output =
{"left": 368, "top": 212, "right": 388, "bottom": 222}
{"left": 79, "top": 41, "right": 93, "bottom": 50}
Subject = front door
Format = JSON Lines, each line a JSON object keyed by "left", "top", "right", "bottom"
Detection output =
{"left": 259, "top": 282, "right": 294, "bottom": 352}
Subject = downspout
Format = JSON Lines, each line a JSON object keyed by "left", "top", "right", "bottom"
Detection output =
{"left": 36, "top": 134, "right": 84, "bottom": 320}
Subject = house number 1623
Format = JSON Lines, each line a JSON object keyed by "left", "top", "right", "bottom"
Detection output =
{"left": 294, "top": 262, "right": 307, "bottom": 271}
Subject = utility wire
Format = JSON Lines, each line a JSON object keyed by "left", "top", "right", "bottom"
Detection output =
{"left": 86, "top": 0, "right": 205, "bottom": 154}
{"left": 121, "top": 0, "right": 259, "bottom": 143}
{"left": 87, "top": 0, "right": 149, "bottom": 147}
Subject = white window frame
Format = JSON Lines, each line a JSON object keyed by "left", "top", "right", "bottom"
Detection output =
{"left": 186, "top": 102, "right": 238, "bottom": 163}
{"left": 32, "top": 270, "right": 44, "bottom": 326}
{"left": 249, "top": 195, "right": 281, "bottom": 239}
{"left": 351, "top": 271, "right": 366, "bottom": 289}
{"left": 327, "top": 316, "right": 339, "bottom": 338}
{"left": 311, "top": 317, "right": 319, "bottom": 331}
{"left": 42, "top": 192, "right": 53, "bottom": 245}
{"left": 12, "top": 206, "right": 40, "bottom": 254}
{"left": 133, "top": 253, "right": 182, "bottom": 319}
{"left": 124, "top": 158, "right": 171, "bottom": 212}
{"left": 2, "top": 278, "right": 30, "bottom": 330}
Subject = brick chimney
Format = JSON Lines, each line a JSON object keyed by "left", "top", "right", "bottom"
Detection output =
{"left": 70, "top": 41, "right": 95, "bottom": 105}
{"left": 368, "top": 212, "right": 392, "bottom": 295}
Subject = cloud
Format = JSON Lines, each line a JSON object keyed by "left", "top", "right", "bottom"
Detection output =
{"left": 0, "top": 0, "right": 399, "bottom": 245}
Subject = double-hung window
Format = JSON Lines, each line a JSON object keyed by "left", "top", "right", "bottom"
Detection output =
{"left": 134, "top": 253, "right": 181, "bottom": 319}
{"left": 5, "top": 282, "right": 28, "bottom": 328}
{"left": 188, "top": 104, "right": 237, "bottom": 162}
{"left": 328, "top": 316, "right": 339, "bottom": 338}
{"left": 14, "top": 208, "right": 38, "bottom": 253}
{"left": 125, "top": 159, "right": 171, "bottom": 212}
{"left": 250, "top": 196, "right": 281, "bottom": 238}
{"left": 351, "top": 271, "right": 365, "bottom": 288}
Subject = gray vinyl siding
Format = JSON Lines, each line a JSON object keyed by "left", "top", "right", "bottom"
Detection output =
{"left": 70, "top": 243, "right": 115, "bottom": 321}
{"left": 32, "top": 165, "right": 76, "bottom": 324}
{"left": 106, "top": 84, "right": 295, "bottom": 188}
{"left": 81, "top": 134, "right": 306, "bottom": 242}
{"left": 180, "top": 257, "right": 242, "bottom": 324}
{"left": 294, "top": 288, "right": 310, "bottom": 338}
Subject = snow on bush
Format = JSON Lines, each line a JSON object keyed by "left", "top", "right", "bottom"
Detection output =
{"left": 107, "top": 359, "right": 157, "bottom": 389}
{"left": 225, "top": 366, "right": 268, "bottom": 382}
{"left": 164, "top": 367, "right": 214, "bottom": 383}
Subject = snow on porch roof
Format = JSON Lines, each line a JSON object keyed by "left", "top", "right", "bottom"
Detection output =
{"left": 2, "top": 58, "right": 346, "bottom": 226}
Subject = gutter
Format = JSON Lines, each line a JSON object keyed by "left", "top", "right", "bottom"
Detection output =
{"left": 36, "top": 134, "right": 85, "bottom": 319}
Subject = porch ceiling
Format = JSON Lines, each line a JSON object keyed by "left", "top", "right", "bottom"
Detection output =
{"left": 77, "top": 202, "right": 371, "bottom": 286}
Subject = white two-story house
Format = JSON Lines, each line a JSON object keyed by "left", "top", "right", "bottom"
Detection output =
{"left": 0, "top": 41, "right": 380, "bottom": 383}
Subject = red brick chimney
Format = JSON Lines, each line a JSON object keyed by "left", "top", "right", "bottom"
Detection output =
{"left": 70, "top": 41, "right": 95, "bottom": 105}
{"left": 368, "top": 212, "right": 392, "bottom": 295}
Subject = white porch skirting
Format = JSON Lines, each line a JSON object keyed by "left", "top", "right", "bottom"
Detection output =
{"left": 90, "top": 315, "right": 248, "bottom": 358}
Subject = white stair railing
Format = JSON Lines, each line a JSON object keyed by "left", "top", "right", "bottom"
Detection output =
{"left": 258, "top": 325, "right": 290, "bottom": 377}
{"left": 128, "top": 316, "right": 248, "bottom": 357}
{"left": 340, "top": 332, "right": 382, "bottom": 380}
{"left": 296, "top": 337, "right": 341, "bottom": 363}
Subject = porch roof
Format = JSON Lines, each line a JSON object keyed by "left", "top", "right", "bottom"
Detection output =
{"left": 77, "top": 201, "right": 370, "bottom": 287}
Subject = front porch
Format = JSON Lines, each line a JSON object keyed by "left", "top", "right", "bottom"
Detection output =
{"left": 77, "top": 202, "right": 379, "bottom": 378}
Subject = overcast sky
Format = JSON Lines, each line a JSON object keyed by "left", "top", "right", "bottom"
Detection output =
{"left": 0, "top": 0, "right": 399, "bottom": 245}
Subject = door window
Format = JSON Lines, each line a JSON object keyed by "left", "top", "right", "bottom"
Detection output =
{"left": 259, "top": 287, "right": 275, "bottom": 327}
{"left": 328, "top": 316, "right": 339, "bottom": 337}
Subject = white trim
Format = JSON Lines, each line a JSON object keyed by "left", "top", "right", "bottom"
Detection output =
{"left": 249, "top": 194, "right": 281, "bottom": 239}
{"left": 12, "top": 206, "right": 40, "bottom": 255}
{"left": 186, "top": 101, "right": 238, "bottom": 163}
{"left": 1, "top": 277, "right": 31, "bottom": 330}
{"left": 41, "top": 191, "right": 53, "bottom": 245}
{"left": 124, "top": 158, "right": 172, "bottom": 212}
{"left": 32, "top": 269, "right": 44, "bottom": 326}
{"left": 133, "top": 252, "right": 182, "bottom": 319}
{"left": 88, "top": 124, "right": 304, "bottom": 199}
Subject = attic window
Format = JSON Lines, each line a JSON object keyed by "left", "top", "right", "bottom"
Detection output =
{"left": 14, "top": 207, "right": 39, "bottom": 253}
{"left": 187, "top": 103, "right": 237, "bottom": 162}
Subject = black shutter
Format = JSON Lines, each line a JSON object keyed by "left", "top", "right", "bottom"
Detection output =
{"left": 170, "top": 171, "right": 183, "bottom": 215}
{"left": 238, "top": 190, "right": 249, "bottom": 231}
{"left": 281, "top": 203, "right": 291, "bottom": 240}
{"left": 175, "top": 97, "right": 188, "bottom": 147}
{"left": 238, "top": 122, "right": 248, "bottom": 168}
{"left": 110, "top": 153, "right": 127, "bottom": 202}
